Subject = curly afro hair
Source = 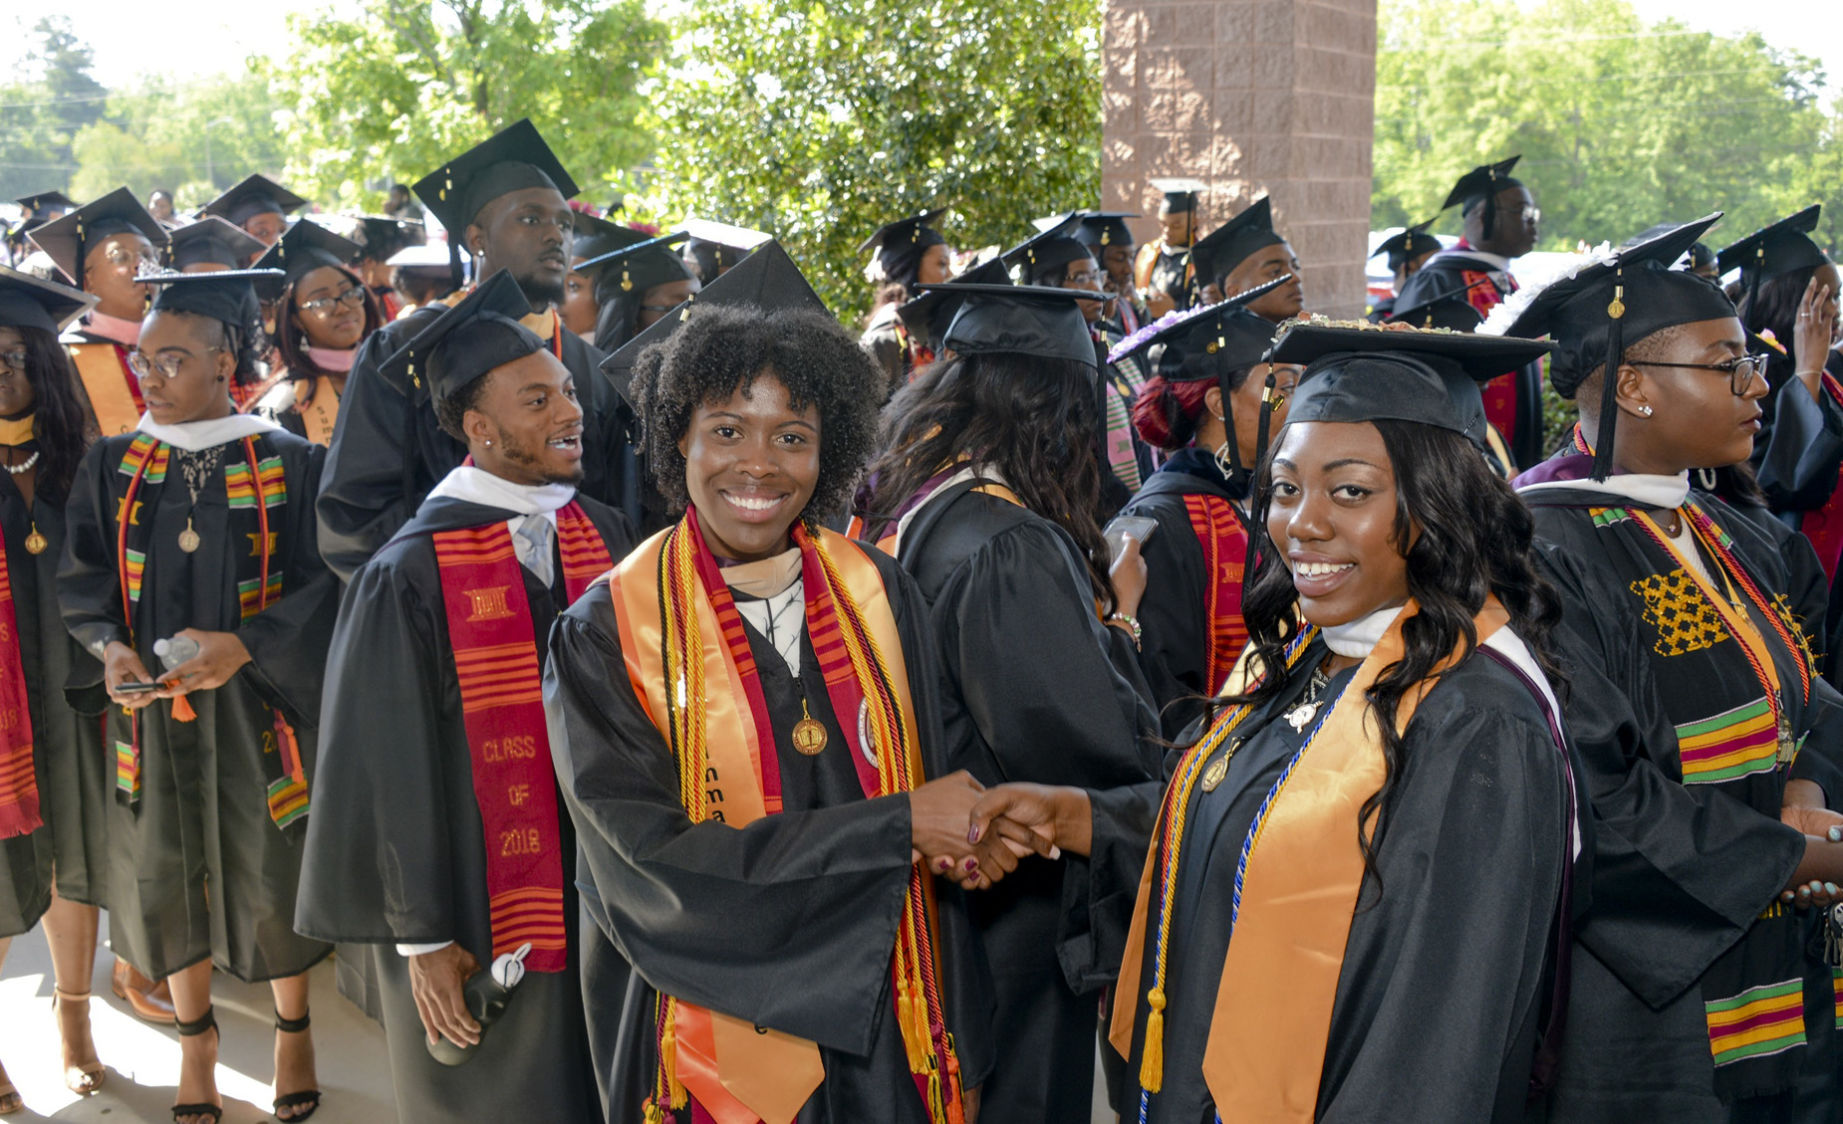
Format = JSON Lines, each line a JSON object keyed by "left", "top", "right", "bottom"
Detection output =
{"left": 631, "top": 302, "right": 884, "bottom": 521}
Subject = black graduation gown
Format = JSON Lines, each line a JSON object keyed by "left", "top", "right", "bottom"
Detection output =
{"left": 1397, "top": 253, "right": 1545, "bottom": 467}
{"left": 1116, "top": 450, "right": 1250, "bottom": 740}
{"left": 0, "top": 471, "right": 109, "bottom": 936}
{"left": 1523, "top": 482, "right": 1843, "bottom": 1121}
{"left": 1087, "top": 642, "right": 1572, "bottom": 1122}
{"left": 544, "top": 546, "right": 995, "bottom": 1123}
{"left": 1750, "top": 367, "right": 1843, "bottom": 687}
{"left": 58, "top": 429, "right": 337, "bottom": 981}
{"left": 295, "top": 494, "right": 630, "bottom": 1124}
{"left": 314, "top": 306, "right": 643, "bottom": 582}
{"left": 893, "top": 482, "right": 1159, "bottom": 1122}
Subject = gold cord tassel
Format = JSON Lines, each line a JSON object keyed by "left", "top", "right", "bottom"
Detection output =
{"left": 1139, "top": 986, "right": 1167, "bottom": 1093}
{"left": 660, "top": 999, "right": 687, "bottom": 1109}
{"left": 896, "top": 977, "right": 927, "bottom": 1072}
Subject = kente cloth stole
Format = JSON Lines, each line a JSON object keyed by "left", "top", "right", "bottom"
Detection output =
{"left": 1114, "top": 598, "right": 1511, "bottom": 1122}
{"left": 1181, "top": 493, "right": 1249, "bottom": 695}
{"left": 607, "top": 509, "right": 965, "bottom": 1124}
{"left": 69, "top": 343, "right": 144, "bottom": 438}
{"left": 113, "top": 435, "right": 304, "bottom": 826}
{"left": 1795, "top": 372, "right": 1843, "bottom": 583}
{"left": 431, "top": 501, "right": 612, "bottom": 974}
{"left": 0, "top": 538, "right": 41, "bottom": 837}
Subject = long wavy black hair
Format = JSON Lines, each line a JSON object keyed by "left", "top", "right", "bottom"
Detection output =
{"left": 860, "top": 351, "right": 1114, "bottom": 608}
{"left": 1234, "top": 418, "right": 1567, "bottom": 890}
{"left": 274, "top": 263, "right": 383, "bottom": 406}
{"left": 6, "top": 323, "right": 89, "bottom": 505}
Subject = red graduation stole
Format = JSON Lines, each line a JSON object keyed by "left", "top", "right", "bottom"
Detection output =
{"left": 431, "top": 501, "right": 612, "bottom": 973}
{"left": 1796, "top": 372, "right": 1843, "bottom": 583}
{"left": 1181, "top": 493, "right": 1250, "bottom": 695}
{"left": 0, "top": 541, "right": 42, "bottom": 838}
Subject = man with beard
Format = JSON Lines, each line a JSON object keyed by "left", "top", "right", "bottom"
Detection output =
{"left": 315, "top": 119, "right": 646, "bottom": 580}
{"left": 296, "top": 271, "right": 631, "bottom": 1122}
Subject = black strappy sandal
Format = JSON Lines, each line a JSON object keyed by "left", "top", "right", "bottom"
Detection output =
{"left": 171, "top": 1006, "right": 222, "bottom": 1124}
{"left": 272, "top": 1009, "right": 321, "bottom": 1122}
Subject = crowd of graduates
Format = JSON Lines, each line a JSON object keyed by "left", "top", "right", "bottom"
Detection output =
{"left": 1, "top": 114, "right": 1842, "bottom": 1124}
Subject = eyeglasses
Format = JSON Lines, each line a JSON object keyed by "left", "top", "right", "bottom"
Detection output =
{"left": 0, "top": 349, "right": 27, "bottom": 374}
{"left": 298, "top": 285, "right": 367, "bottom": 315}
{"left": 1629, "top": 353, "right": 1770, "bottom": 395}
{"left": 1063, "top": 272, "right": 1103, "bottom": 288}
{"left": 1502, "top": 205, "right": 1541, "bottom": 224}
{"left": 126, "top": 347, "right": 223, "bottom": 380}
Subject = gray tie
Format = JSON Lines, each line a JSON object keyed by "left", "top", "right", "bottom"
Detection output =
{"left": 514, "top": 515, "right": 556, "bottom": 589}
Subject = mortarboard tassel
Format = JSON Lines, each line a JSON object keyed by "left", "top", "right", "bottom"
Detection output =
{"left": 1589, "top": 269, "right": 1626, "bottom": 482}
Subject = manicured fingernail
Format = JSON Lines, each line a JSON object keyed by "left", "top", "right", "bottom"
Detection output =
{"left": 1049, "top": 846, "right": 1062, "bottom": 860}
{"left": 936, "top": 858, "right": 951, "bottom": 872}
{"left": 964, "top": 858, "right": 978, "bottom": 872}
{"left": 968, "top": 825, "right": 980, "bottom": 844}
{"left": 1826, "top": 883, "right": 1838, "bottom": 895}
{"left": 1830, "top": 827, "right": 1842, "bottom": 842}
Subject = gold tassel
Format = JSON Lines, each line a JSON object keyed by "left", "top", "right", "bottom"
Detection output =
{"left": 661, "top": 1000, "right": 687, "bottom": 1109}
{"left": 944, "top": 1039, "right": 966, "bottom": 1124}
{"left": 1139, "top": 986, "right": 1167, "bottom": 1094}
{"left": 643, "top": 1099, "right": 664, "bottom": 1124}
{"left": 896, "top": 977, "right": 927, "bottom": 1072}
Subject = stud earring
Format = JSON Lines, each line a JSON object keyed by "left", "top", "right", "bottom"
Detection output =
{"left": 1639, "top": 405, "right": 1654, "bottom": 417}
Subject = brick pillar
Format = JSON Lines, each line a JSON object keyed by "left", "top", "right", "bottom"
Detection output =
{"left": 1102, "top": 0, "right": 1378, "bottom": 319}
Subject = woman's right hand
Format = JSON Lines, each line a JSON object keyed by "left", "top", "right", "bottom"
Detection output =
{"left": 910, "top": 771, "right": 1058, "bottom": 889}
{"left": 1793, "top": 274, "right": 1837, "bottom": 399}
{"left": 103, "top": 641, "right": 166, "bottom": 710}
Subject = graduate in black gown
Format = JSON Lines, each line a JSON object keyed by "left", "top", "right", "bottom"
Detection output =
{"left": 1110, "top": 280, "right": 1294, "bottom": 737}
{"left": 1503, "top": 215, "right": 1843, "bottom": 1122}
{"left": 315, "top": 118, "right": 646, "bottom": 576}
{"left": 165, "top": 218, "right": 266, "bottom": 276}
{"left": 1187, "top": 196, "right": 1306, "bottom": 324}
{"left": 0, "top": 267, "right": 110, "bottom": 1110}
{"left": 583, "top": 229, "right": 699, "bottom": 355}
{"left": 970, "top": 321, "right": 1578, "bottom": 1123}
{"left": 296, "top": 271, "right": 631, "bottom": 1124}
{"left": 859, "top": 209, "right": 952, "bottom": 391}
{"left": 1399, "top": 156, "right": 1545, "bottom": 468}
{"left": 1365, "top": 218, "right": 1440, "bottom": 321}
{"left": 561, "top": 212, "right": 635, "bottom": 342}
{"left": 251, "top": 220, "right": 385, "bottom": 445}
{"left": 198, "top": 174, "right": 306, "bottom": 253}
{"left": 547, "top": 250, "right": 1015, "bottom": 1123}
{"left": 859, "top": 282, "right": 1161, "bottom": 1122}
{"left": 58, "top": 269, "right": 336, "bottom": 1124}
{"left": 1133, "top": 180, "right": 1204, "bottom": 319}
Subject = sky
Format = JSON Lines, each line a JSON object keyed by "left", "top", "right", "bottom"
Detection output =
{"left": 3, "top": 0, "right": 1840, "bottom": 88}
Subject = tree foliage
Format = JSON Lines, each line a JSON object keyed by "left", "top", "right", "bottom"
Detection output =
{"left": 267, "top": 0, "right": 665, "bottom": 214}
{"left": 0, "top": 17, "right": 107, "bottom": 200}
{"left": 639, "top": 0, "right": 1103, "bottom": 319}
{"left": 1374, "top": 0, "right": 1839, "bottom": 252}
{"left": 68, "top": 75, "right": 289, "bottom": 208}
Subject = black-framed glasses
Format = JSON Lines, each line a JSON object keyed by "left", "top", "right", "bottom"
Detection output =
{"left": 298, "top": 285, "right": 367, "bottom": 315}
{"left": 126, "top": 347, "right": 223, "bottom": 380}
{"left": 1629, "top": 353, "right": 1770, "bottom": 395}
{"left": 0, "top": 349, "right": 27, "bottom": 374}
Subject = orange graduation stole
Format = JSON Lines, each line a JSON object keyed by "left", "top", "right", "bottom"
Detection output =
{"left": 607, "top": 509, "right": 964, "bottom": 1124}
{"left": 295, "top": 378, "right": 339, "bottom": 446}
{"left": 1112, "top": 597, "right": 1508, "bottom": 1120}
{"left": 431, "top": 501, "right": 613, "bottom": 973}
{"left": 69, "top": 342, "right": 144, "bottom": 437}
{"left": 1181, "top": 492, "right": 1250, "bottom": 694}
{"left": 0, "top": 539, "right": 41, "bottom": 838}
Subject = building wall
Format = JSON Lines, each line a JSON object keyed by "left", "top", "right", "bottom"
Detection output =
{"left": 1101, "top": 0, "right": 1378, "bottom": 318}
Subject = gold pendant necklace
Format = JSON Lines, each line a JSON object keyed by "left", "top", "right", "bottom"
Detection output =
{"left": 1200, "top": 736, "right": 1244, "bottom": 793}
{"left": 1282, "top": 665, "right": 1333, "bottom": 733}
{"left": 23, "top": 521, "right": 47, "bottom": 555}
{"left": 178, "top": 517, "right": 201, "bottom": 553}
{"left": 791, "top": 697, "right": 828, "bottom": 756}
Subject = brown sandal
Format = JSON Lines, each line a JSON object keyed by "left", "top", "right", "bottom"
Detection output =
{"left": 0, "top": 1077, "right": 21, "bottom": 1116}
{"left": 54, "top": 987, "right": 106, "bottom": 1095}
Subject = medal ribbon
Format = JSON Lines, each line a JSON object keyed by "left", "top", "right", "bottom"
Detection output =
{"left": 609, "top": 512, "right": 964, "bottom": 1124}
{"left": 0, "top": 532, "right": 43, "bottom": 837}
{"left": 431, "top": 502, "right": 611, "bottom": 973}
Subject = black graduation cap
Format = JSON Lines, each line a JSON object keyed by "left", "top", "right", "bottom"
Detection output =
{"left": 681, "top": 218, "right": 770, "bottom": 280}
{"left": 0, "top": 264, "right": 96, "bottom": 334}
{"left": 1190, "top": 196, "right": 1287, "bottom": 290}
{"left": 570, "top": 213, "right": 640, "bottom": 265}
{"left": 1717, "top": 205, "right": 1827, "bottom": 316}
{"left": 1070, "top": 211, "right": 1138, "bottom": 251}
{"left": 166, "top": 216, "right": 266, "bottom": 272}
{"left": 1443, "top": 156, "right": 1523, "bottom": 213}
{"left": 858, "top": 207, "right": 948, "bottom": 285}
{"left": 1112, "top": 275, "right": 1293, "bottom": 381}
{"left": 897, "top": 257, "right": 1011, "bottom": 355}
{"left": 141, "top": 268, "right": 279, "bottom": 335}
{"left": 1370, "top": 219, "right": 1442, "bottom": 270}
{"left": 1002, "top": 213, "right": 1092, "bottom": 286}
{"left": 1269, "top": 321, "right": 1553, "bottom": 448}
{"left": 1150, "top": 178, "right": 1206, "bottom": 214}
{"left": 575, "top": 230, "right": 693, "bottom": 295}
{"left": 599, "top": 241, "right": 827, "bottom": 401}
{"left": 1490, "top": 213, "right": 1732, "bottom": 479}
{"left": 251, "top": 220, "right": 363, "bottom": 300}
{"left": 1382, "top": 276, "right": 1495, "bottom": 332}
{"left": 200, "top": 174, "right": 307, "bottom": 229}
{"left": 349, "top": 214, "right": 425, "bottom": 262}
{"left": 411, "top": 119, "right": 579, "bottom": 253}
{"left": 911, "top": 281, "right": 1099, "bottom": 370}
{"left": 27, "top": 187, "right": 169, "bottom": 289}
{"left": 13, "top": 191, "right": 76, "bottom": 231}
{"left": 377, "top": 269, "right": 542, "bottom": 402}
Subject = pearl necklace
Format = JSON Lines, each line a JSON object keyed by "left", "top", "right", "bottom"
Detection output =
{"left": 2, "top": 450, "right": 38, "bottom": 475}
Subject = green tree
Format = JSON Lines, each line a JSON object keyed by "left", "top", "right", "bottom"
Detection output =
{"left": 267, "top": 0, "right": 665, "bottom": 214}
{"left": 68, "top": 73, "right": 289, "bottom": 208}
{"left": 641, "top": 0, "right": 1103, "bottom": 319}
{"left": 0, "top": 17, "right": 108, "bottom": 201}
{"left": 1374, "top": 0, "right": 1834, "bottom": 252}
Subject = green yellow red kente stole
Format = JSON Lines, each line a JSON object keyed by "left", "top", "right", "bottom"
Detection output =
{"left": 431, "top": 502, "right": 612, "bottom": 973}
{"left": 608, "top": 507, "right": 965, "bottom": 1124}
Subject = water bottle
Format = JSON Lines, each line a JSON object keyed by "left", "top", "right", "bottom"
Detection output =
{"left": 426, "top": 943, "right": 532, "bottom": 1066}
{"left": 154, "top": 635, "right": 200, "bottom": 672}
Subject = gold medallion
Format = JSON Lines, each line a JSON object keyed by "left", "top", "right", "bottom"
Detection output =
{"left": 1200, "top": 756, "right": 1229, "bottom": 793}
{"left": 24, "top": 526, "right": 47, "bottom": 555}
{"left": 792, "top": 717, "right": 828, "bottom": 756}
{"left": 178, "top": 518, "right": 200, "bottom": 554}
